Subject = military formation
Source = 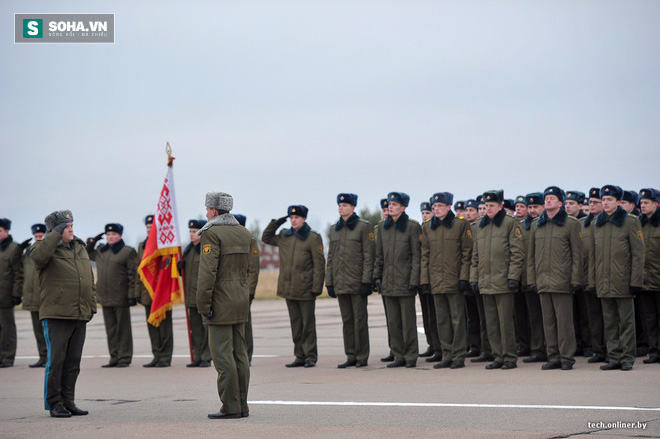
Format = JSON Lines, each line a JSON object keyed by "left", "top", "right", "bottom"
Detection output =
{"left": 0, "top": 184, "right": 659, "bottom": 420}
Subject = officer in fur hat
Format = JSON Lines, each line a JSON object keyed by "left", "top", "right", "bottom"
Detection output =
{"left": 197, "top": 191, "right": 255, "bottom": 419}
{"left": 417, "top": 201, "right": 441, "bottom": 361}
{"left": 262, "top": 204, "right": 325, "bottom": 368}
{"left": 639, "top": 188, "right": 660, "bottom": 364}
{"left": 464, "top": 200, "right": 486, "bottom": 360}
{"left": 86, "top": 223, "right": 138, "bottom": 368}
{"left": 32, "top": 210, "right": 95, "bottom": 417}
{"left": 0, "top": 218, "right": 22, "bottom": 368}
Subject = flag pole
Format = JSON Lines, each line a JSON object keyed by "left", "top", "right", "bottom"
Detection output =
{"left": 167, "top": 142, "right": 194, "bottom": 364}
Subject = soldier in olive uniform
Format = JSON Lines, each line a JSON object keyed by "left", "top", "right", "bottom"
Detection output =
{"left": 21, "top": 224, "right": 48, "bottom": 367}
{"left": 234, "top": 214, "right": 260, "bottom": 364}
{"left": 137, "top": 215, "right": 174, "bottom": 368}
{"left": 421, "top": 192, "right": 472, "bottom": 369}
{"left": 373, "top": 192, "right": 421, "bottom": 368}
{"left": 197, "top": 192, "right": 254, "bottom": 419}
{"left": 464, "top": 200, "right": 484, "bottom": 359}
{"left": 639, "top": 188, "right": 660, "bottom": 364}
{"left": 262, "top": 205, "right": 325, "bottom": 368}
{"left": 418, "top": 201, "right": 441, "bottom": 362}
{"left": 181, "top": 219, "right": 211, "bottom": 367}
{"left": 0, "top": 218, "right": 22, "bottom": 368}
{"left": 33, "top": 210, "right": 95, "bottom": 417}
{"left": 87, "top": 223, "right": 137, "bottom": 367}
{"left": 470, "top": 190, "right": 524, "bottom": 370}
{"left": 582, "top": 188, "right": 607, "bottom": 364}
{"left": 477, "top": 195, "right": 487, "bottom": 218}
{"left": 528, "top": 186, "right": 583, "bottom": 370}
{"left": 326, "top": 193, "right": 375, "bottom": 368}
{"left": 590, "top": 185, "right": 645, "bottom": 371}
{"left": 454, "top": 201, "right": 466, "bottom": 220}
{"left": 376, "top": 198, "right": 395, "bottom": 363}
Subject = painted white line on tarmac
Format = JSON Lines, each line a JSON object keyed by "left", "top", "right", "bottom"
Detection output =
{"left": 15, "top": 354, "right": 280, "bottom": 360}
{"left": 249, "top": 400, "right": 660, "bottom": 412}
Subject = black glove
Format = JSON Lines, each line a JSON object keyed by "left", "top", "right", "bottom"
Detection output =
{"left": 458, "top": 280, "right": 469, "bottom": 293}
{"left": 86, "top": 232, "right": 104, "bottom": 248}
{"left": 470, "top": 282, "right": 479, "bottom": 295}
{"left": 312, "top": 291, "right": 322, "bottom": 297}
{"left": 89, "top": 312, "right": 95, "bottom": 322}
{"left": 408, "top": 285, "right": 418, "bottom": 293}
{"left": 372, "top": 278, "right": 382, "bottom": 293}
{"left": 421, "top": 284, "right": 431, "bottom": 293}
{"left": 18, "top": 238, "right": 32, "bottom": 251}
{"left": 135, "top": 296, "right": 141, "bottom": 305}
{"left": 360, "top": 283, "right": 372, "bottom": 297}
{"left": 127, "top": 298, "right": 137, "bottom": 307}
{"left": 631, "top": 286, "right": 642, "bottom": 295}
{"left": 588, "top": 287, "right": 596, "bottom": 295}
{"left": 249, "top": 293, "right": 255, "bottom": 304}
{"left": 275, "top": 216, "right": 288, "bottom": 226}
{"left": 54, "top": 223, "right": 68, "bottom": 234}
{"left": 203, "top": 309, "right": 214, "bottom": 319}
{"left": 327, "top": 286, "right": 336, "bottom": 298}
{"left": 570, "top": 284, "right": 582, "bottom": 294}
{"left": 11, "top": 297, "right": 22, "bottom": 307}
{"left": 529, "top": 284, "right": 538, "bottom": 293}
{"left": 507, "top": 279, "right": 520, "bottom": 292}
{"left": 177, "top": 260, "right": 185, "bottom": 273}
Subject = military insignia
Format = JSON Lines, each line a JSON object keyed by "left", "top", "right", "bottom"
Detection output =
{"left": 515, "top": 227, "right": 521, "bottom": 237}
{"left": 66, "top": 213, "right": 71, "bottom": 218}
{"left": 368, "top": 232, "right": 374, "bottom": 242}
{"left": 318, "top": 244, "right": 324, "bottom": 254}
{"left": 340, "top": 196, "right": 344, "bottom": 200}
{"left": 252, "top": 248, "right": 259, "bottom": 255}
{"left": 467, "top": 229, "right": 472, "bottom": 239}
{"left": 486, "top": 195, "right": 491, "bottom": 200}
{"left": 391, "top": 195, "right": 395, "bottom": 199}
{"left": 435, "top": 195, "right": 439, "bottom": 200}
{"left": 579, "top": 232, "right": 583, "bottom": 241}
{"left": 638, "top": 230, "right": 643, "bottom": 240}
{"left": 605, "top": 188, "right": 609, "bottom": 192}
{"left": 292, "top": 208, "right": 296, "bottom": 213}
{"left": 641, "top": 191, "right": 646, "bottom": 195}
{"left": 203, "top": 244, "right": 211, "bottom": 254}
{"left": 549, "top": 188, "right": 553, "bottom": 192}
{"left": 419, "top": 234, "right": 423, "bottom": 243}
{"left": 567, "top": 193, "right": 572, "bottom": 197}
{"left": 109, "top": 226, "right": 113, "bottom": 230}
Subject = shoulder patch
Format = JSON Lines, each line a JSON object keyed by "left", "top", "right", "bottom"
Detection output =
{"left": 318, "top": 244, "right": 324, "bottom": 254}
{"left": 359, "top": 219, "right": 369, "bottom": 224}
{"left": 424, "top": 218, "right": 431, "bottom": 223}
{"left": 203, "top": 244, "right": 211, "bottom": 255}
{"left": 578, "top": 231, "right": 583, "bottom": 241}
{"left": 515, "top": 227, "right": 522, "bottom": 237}
{"left": 419, "top": 234, "right": 423, "bottom": 243}
{"left": 368, "top": 232, "right": 374, "bottom": 242}
{"left": 638, "top": 230, "right": 643, "bottom": 240}
{"left": 467, "top": 229, "right": 472, "bottom": 239}
{"left": 252, "top": 247, "right": 259, "bottom": 255}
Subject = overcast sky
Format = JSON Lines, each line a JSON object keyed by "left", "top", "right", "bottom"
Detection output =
{"left": 2, "top": 1, "right": 659, "bottom": 248}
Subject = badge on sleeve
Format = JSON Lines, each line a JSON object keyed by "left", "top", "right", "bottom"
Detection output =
{"left": 515, "top": 227, "right": 521, "bottom": 237}
{"left": 252, "top": 247, "right": 259, "bottom": 255}
{"left": 369, "top": 232, "right": 375, "bottom": 242}
{"left": 638, "top": 231, "right": 643, "bottom": 240}
{"left": 467, "top": 229, "right": 472, "bottom": 239}
{"left": 318, "top": 244, "right": 324, "bottom": 254}
{"left": 419, "top": 234, "right": 423, "bottom": 243}
{"left": 203, "top": 244, "right": 211, "bottom": 255}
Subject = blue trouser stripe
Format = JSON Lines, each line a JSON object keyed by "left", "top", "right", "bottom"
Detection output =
{"left": 42, "top": 319, "right": 52, "bottom": 410}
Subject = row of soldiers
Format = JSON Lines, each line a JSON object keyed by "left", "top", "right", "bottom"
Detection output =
{"left": 0, "top": 214, "right": 259, "bottom": 372}
{"left": 262, "top": 185, "right": 658, "bottom": 372}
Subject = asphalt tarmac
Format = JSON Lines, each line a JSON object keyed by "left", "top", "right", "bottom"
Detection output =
{"left": 2, "top": 296, "right": 659, "bottom": 439}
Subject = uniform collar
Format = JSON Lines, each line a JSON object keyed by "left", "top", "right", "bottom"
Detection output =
{"left": 0, "top": 235, "right": 12, "bottom": 251}
{"left": 335, "top": 213, "right": 359, "bottom": 231}
{"left": 284, "top": 222, "right": 311, "bottom": 240}
{"left": 430, "top": 210, "right": 455, "bottom": 230}
{"left": 640, "top": 208, "right": 660, "bottom": 227}
{"left": 595, "top": 206, "right": 627, "bottom": 227}
{"left": 537, "top": 208, "right": 567, "bottom": 227}
{"left": 383, "top": 212, "right": 409, "bottom": 232}
{"left": 479, "top": 208, "right": 506, "bottom": 228}
{"left": 100, "top": 239, "right": 125, "bottom": 254}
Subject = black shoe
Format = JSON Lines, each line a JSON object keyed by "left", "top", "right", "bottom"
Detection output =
{"left": 143, "top": 360, "right": 158, "bottom": 368}
{"left": 501, "top": 361, "right": 517, "bottom": 370}
{"left": 471, "top": 354, "right": 494, "bottom": 363}
{"left": 155, "top": 362, "right": 170, "bottom": 368}
{"left": 485, "top": 361, "right": 503, "bottom": 370}
{"left": 187, "top": 360, "right": 201, "bottom": 368}
{"left": 424, "top": 353, "right": 443, "bottom": 363}
{"left": 433, "top": 360, "right": 452, "bottom": 369}
{"left": 621, "top": 362, "right": 633, "bottom": 371}
{"left": 285, "top": 360, "right": 304, "bottom": 368}
{"left": 542, "top": 361, "right": 561, "bottom": 370}
{"left": 0, "top": 362, "right": 13, "bottom": 368}
{"left": 199, "top": 360, "right": 212, "bottom": 367}
{"left": 49, "top": 404, "right": 71, "bottom": 418}
{"left": 116, "top": 362, "right": 130, "bottom": 368}
{"left": 30, "top": 360, "right": 46, "bottom": 368}
{"left": 588, "top": 355, "right": 607, "bottom": 364}
{"left": 419, "top": 347, "right": 434, "bottom": 357}
{"left": 522, "top": 355, "right": 545, "bottom": 363}
{"left": 101, "top": 363, "right": 118, "bottom": 368}
{"left": 380, "top": 354, "right": 394, "bottom": 362}
{"left": 304, "top": 360, "right": 316, "bottom": 368}
{"left": 561, "top": 361, "right": 573, "bottom": 371}
{"left": 465, "top": 349, "right": 480, "bottom": 358}
{"left": 65, "top": 405, "right": 89, "bottom": 416}
{"left": 600, "top": 362, "right": 621, "bottom": 370}
{"left": 450, "top": 360, "right": 465, "bottom": 369}
{"left": 241, "top": 412, "right": 249, "bottom": 418}
{"left": 386, "top": 360, "right": 406, "bottom": 368}
{"left": 208, "top": 411, "right": 241, "bottom": 419}
{"left": 583, "top": 348, "right": 594, "bottom": 358}
{"left": 356, "top": 360, "right": 368, "bottom": 368}
{"left": 643, "top": 356, "right": 659, "bottom": 364}
{"left": 405, "top": 360, "right": 416, "bottom": 368}
{"left": 337, "top": 359, "right": 357, "bottom": 369}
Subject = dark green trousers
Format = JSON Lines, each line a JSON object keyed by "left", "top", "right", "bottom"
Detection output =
{"left": 0, "top": 307, "right": 16, "bottom": 365}
{"left": 601, "top": 297, "right": 636, "bottom": 365}
{"left": 246, "top": 306, "right": 254, "bottom": 363}
{"left": 434, "top": 293, "right": 467, "bottom": 361}
{"left": 585, "top": 289, "right": 606, "bottom": 357}
{"left": 337, "top": 294, "right": 370, "bottom": 361}
{"left": 475, "top": 293, "right": 492, "bottom": 357}
{"left": 31, "top": 311, "right": 47, "bottom": 362}
{"left": 42, "top": 319, "right": 86, "bottom": 410}
{"left": 464, "top": 293, "right": 481, "bottom": 352}
{"left": 639, "top": 290, "right": 660, "bottom": 356}
{"left": 103, "top": 306, "right": 132, "bottom": 364}
{"left": 383, "top": 295, "right": 418, "bottom": 362}
{"left": 208, "top": 324, "right": 250, "bottom": 415}
{"left": 514, "top": 292, "right": 531, "bottom": 354}
{"left": 285, "top": 299, "right": 317, "bottom": 362}
{"left": 188, "top": 307, "right": 211, "bottom": 362}
{"left": 573, "top": 289, "right": 592, "bottom": 353}
{"left": 381, "top": 294, "right": 393, "bottom": 356}
{"left": 539, "top": 293, "right": 575, "bottom": 364}
{"left": 524, "top": 290, "right": 546, "bottom": 358}
{"left": 419, "top": 292, "right": 441, "bottom": 355}
{"left": 144, "top": 307, "right": 173, "bottom": 363}
{"left": 483, "top": 293, "right": 517, "bottom": 364}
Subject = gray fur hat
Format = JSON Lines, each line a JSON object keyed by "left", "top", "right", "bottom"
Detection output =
{"left": 205, "top": 191, "right": 233, "bottom": 212}
{"left": 44, "top": 210, "right": 74, "bottom": 232}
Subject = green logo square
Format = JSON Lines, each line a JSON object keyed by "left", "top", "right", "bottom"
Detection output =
{"left": 23, "top": 19, "right": 43, "bottom": 38}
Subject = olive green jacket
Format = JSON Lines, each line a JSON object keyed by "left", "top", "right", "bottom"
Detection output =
{"left": 326, "top": 213, "right": 375, "bottom": 295}
{"left": 580, "top": 213, "right": 597, "bottom": 288}
{"left": 589, "top": 207, "right": 644, "bottom": 298}
{"left": 136, "top": 240, "right": 152, "bottom": 306}
{"left": 183, "top": 242, "right": 201, "bottom": 307}
{"left": 518, "top": 216, "right": 536, "bottom": 291}
{"left": 22, "top": 247, "right": 41, "bottom": 311}
{"left": 0, "top": 236, "right": 23, "bottom": 308}
{"left": 248, "top": 236, "right": 260, "bottom": 301}
{"left": 373, "top": 212, "right": 422, "bottom": 297}
{"left": 470, "top": 208, "right": 524, "bottom": 294}
{"left": 88, "top": 240, "right": 137, "bottom": 307}
{"left": 196, "top": 214, "right": 254, "bottom": 325}
{"left": 527, "top": 209, "right": 583, "bottom": 293}
{"left": 641, "top": 209, "right": 660, "bottom": 291}
{"left": 420, "top": 211, "right": 472, "bottom": 294}
{"left": 262, "top": 219, "right": 325, "bottom": 300}
{"left": 31, "top": 231, "right": 96, "bottom": 321}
